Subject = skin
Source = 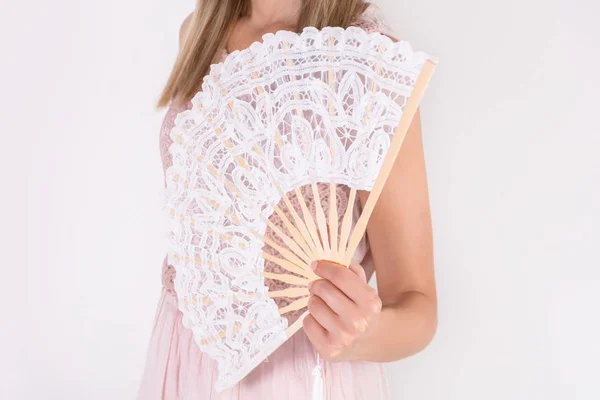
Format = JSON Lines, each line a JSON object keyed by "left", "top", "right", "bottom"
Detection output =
{"left": 180, "top": 0, "right": 437, "bottom": 363}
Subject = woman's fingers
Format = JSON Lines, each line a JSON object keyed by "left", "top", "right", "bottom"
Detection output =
{"left": 303, "top": 313, "right": 347, "bottom": 360}
{"left": 308, "top": 278, "right": 354, "bottom": 317}
{"left": 302, "top": 313, "right": 332, "bottom": 355}
{"left": 307, "top": 295, "right": 344, "bottom": 334}
{"left": 311, "top": 260, "right": 380, "bottom": 315}
{"left": 303, "top": 297, "right": 360, "bottom": 360}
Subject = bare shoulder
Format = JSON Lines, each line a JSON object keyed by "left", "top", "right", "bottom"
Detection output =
{"left": 179, "top": 11, "right": 195, "bottom": 50}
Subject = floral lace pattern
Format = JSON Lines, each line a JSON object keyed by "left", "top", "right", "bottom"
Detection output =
{"left": 157, "top": 4, "right": 438, "bottom": 393}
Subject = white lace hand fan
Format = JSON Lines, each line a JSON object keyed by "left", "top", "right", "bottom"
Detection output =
{"left": 163, "top": 25, "right": 438, "bottom": 393}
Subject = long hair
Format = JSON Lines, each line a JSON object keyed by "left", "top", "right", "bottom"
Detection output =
{"left": 156, "top": 0, "right": 369, "bottom": 109}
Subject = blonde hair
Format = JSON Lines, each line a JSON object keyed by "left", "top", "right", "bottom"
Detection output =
{"left": 156, "top": 0, "right": 369, "bottom": 109}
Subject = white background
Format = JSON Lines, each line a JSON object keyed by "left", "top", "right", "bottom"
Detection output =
{"left": 2, "top": 0, "right": 599, "bottom": 398}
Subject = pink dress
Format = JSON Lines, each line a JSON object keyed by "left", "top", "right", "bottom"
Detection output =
{"left": 138, "top": 4, "right": 398, "bottom": 399}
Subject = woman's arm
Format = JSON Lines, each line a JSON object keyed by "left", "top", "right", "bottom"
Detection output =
{"left": 356, "top": 107, "right": 437, "bottom": 361}
{"left": 304, "top": 108, "right": 437, "bottom": 362}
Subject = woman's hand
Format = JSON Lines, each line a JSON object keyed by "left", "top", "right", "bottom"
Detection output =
{"left": 303, "top": 260, "right": 382, "bottom": 362}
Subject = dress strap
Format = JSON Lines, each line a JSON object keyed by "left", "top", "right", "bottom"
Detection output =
{"left": 353, "top": 2, "right": 399, "bottom": 41}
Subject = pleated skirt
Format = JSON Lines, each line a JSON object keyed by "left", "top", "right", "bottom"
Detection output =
{"left": 137, "top": 288, "right": 390, "bottom": 400}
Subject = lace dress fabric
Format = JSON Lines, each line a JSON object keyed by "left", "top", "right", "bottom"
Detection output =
{"left": 139, "top": 3, "right": 396, "bottom": 399}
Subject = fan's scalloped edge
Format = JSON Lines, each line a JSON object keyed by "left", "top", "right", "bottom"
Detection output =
{"left": 191, "top": 25, "right": 439, "bottom": 110}
{"left": 165, "top": 246, "right": 290, "bottom": 393}
{"left": 214, "top": 326, "right": 288, "bottom": 393}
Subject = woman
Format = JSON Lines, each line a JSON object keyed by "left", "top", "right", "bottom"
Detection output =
{"left": 138, "top": 1, "right": 437, "bottom": 398}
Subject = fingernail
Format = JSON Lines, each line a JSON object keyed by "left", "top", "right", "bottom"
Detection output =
{"left": 310, "top": 260, "right": 318, "bottom": 271}
{"left": 307, "top": 281, "right": 313, "bottom": 291}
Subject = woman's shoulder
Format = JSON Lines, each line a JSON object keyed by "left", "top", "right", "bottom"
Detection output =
{"left": 179, "top": 11, "right": 195, "bottom": 51}
{"left": 168, "top": 11, "right": 195, "bottom": 106}
{"left": 352, "top": 2, "right": 399, "bottom": 41}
